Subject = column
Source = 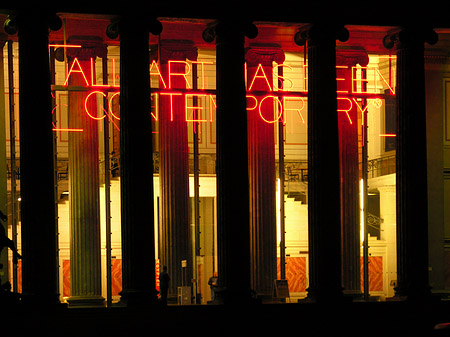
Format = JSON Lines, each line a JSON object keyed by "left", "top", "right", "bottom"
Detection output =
{"left": 294, "top": 24, "right": 349, "bottom": 302}
{"left": 203, "top": 20, "right": 258, "bottom": 304}
{"left": 5, "top": 11, "right": 62, "bottom": 305}
{"left": 336, "top": 47, "right": 369, "bottom": 297}
{"left": 155, "top": 40, "right": 197, "bottom": 302}
{"left": 65, "top": 36, "right": 106, "bottom": 307}
{"left": 383, "top": 26, "right": 438, "bottom": 301}
{"left": 245, "top": 45, "right": 284, "bottom": 300}
{"left": 106, "top": 15, "right": 162, "bottom": 306}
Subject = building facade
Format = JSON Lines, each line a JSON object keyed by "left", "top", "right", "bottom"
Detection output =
{"left": 0, "top": 6, "right": 449, "bottom": 311}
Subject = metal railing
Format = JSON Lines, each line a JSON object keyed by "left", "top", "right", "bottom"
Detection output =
{"left": 367, "top": 155, "right": 396, "bottom": 179}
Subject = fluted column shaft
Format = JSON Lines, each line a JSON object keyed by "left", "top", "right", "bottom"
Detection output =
{"left": 336, "top": 48, "right": 369, "bottom": 295}
{"left": 156, "top": 40, "right": 197, "bottom": 300}
{"left": 384, "top": 27, "right": 438, "bottom": 300}
{"left": 66, "top": 37, "right": 106, "bottom": 307}
{"left": 295, "top": 24, "right": 349, "bottom": 302}
{"left": 245, "top": 45, "right": 284, "bottom": 299}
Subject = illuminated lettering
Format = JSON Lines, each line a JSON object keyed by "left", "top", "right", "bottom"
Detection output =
{"left": 248, "top": 63, "right": 272, "bottom": 91}
{"left": 160, "top": 92, "right": 183, "bottom": 121}
{"left": 64, "top": 57, "right": 89, "bottom": 86}
{"left": 376, "top": 68, "right": 395, "bottom": 94}
{"left": 150, "top": 60, "right": 167, "bottom": 88}
{"left": 53, "top": 48, "right": 394, "bottom": 130}
{"left": 85, "top": 91, "right": 107, "bottom": 120}
{"left": 151, "top": 93, "right": 159, "bottom": 121}
{"left": 337, "top": 97, "right": 353, "bottom": 124}
{"left": 191, "top": 61, "right": 214, "bottom": 89}
{"left": 108, "top": 92, "right": 120, "bottom": 120}
{"left": 283, "top": 96, "right": 305, "bottom": 124}
{"left": 185, "top": 94, "right": 207, "bottom": 122}
{"left": 336, "top": 65, "right": 349, "bottom": 94}
{"left": 168, "top": 60, "right": 191, "bottom": 89}
{"left": 208, "top": 95, "right": 217, "bottom": 122}
{"left": 259, "top": 95, "right": 283, "bottom": 123}
{"left": 246, "top": 95, "right": 258, "bottom": 111}
{"left": 273, "top": 64, "right": 295, "bottom": 91}
{"left": 52, "top": 104, "right": 83, "bottom": 132}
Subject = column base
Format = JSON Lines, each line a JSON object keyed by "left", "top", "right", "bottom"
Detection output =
{"left": 343, "top": 289, "right": 363, "bottom": 301}
{"left": 302, "top": 286, "right": 348, "bottom": 303}
{"left": 67, "top": 295, "right": 105, "bottom": 308}
{"left": 118, "top": 289, "right": 158, "bottom": 308}
{"left": 213, "top": 286, "right": 260, "bottom": 305}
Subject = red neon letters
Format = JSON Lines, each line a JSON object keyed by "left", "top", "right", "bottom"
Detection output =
{"left": 55, "top": 56, "right": 394, "bottom": 131}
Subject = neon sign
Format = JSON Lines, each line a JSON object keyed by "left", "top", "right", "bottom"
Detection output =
{"left": 51, "top": 51, "right": 396, "bottom": 133}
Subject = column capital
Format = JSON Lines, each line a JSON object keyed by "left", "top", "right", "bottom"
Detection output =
{"left": 3, "top": 11, "right": 62, "bottom": 36}
{"left": 202, "top": 19, "right": 258, "bottom": 43}
{"left": 294, "top": 23, "right": 349, "bottom": 47}
{"left": 245, "top": 44, "right": 285, "bottom": 66}
{"left": 383, "top": 26, "right": 438, "bottom": 50}
{"left": 106, "top": 15, "right": 162, "bottom": 40}
{"left": 336, "top": 46, "right": 369, "bottom": 67}
{"left": 57, "top": 36, "right": 107, "bottom": 61}
{"left": 150, "top": 39, "right": 198, "bottom": 63}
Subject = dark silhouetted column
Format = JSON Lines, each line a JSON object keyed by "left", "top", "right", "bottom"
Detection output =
{"left": 295, "top": 24, "right": 349, "bottom": 303}
{"left": 155, "top": 40, "right": 197, "bottom": 302}
{"left": 245, "top": 45, "right": 284, "bottom": 300}
{"left": 107, "top": 15, "right": 162, "bottom": 307}
{"left": 65, "top": 37, "right": 106, "bottom": 307}
{"left": 383, "top": 26, "right": 438, "bottom": 301}
{"left": 5, "top": 11, "right": 62, "bottom": 305}
{"left": 203, "top": 19, "right": 257, "bottom": 304}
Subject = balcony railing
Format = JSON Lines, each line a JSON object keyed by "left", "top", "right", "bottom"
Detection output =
{"left": 367, "top": 155, "right": 396, "bottom": 179}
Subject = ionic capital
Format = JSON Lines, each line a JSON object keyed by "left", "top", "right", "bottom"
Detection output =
{"left": 4, "top": 11, "right": 62, "bottom": 36}
{"left": 202, "top": 20, "right": 258, "bottom": 43}
{"left": 383, "top": 26, "right": 438, "bottom": 50}
{"left": 57, "top": 36, "right": 107, "bottom": 61}
{"left": 106, "top": 15, "right": 162, "bottom": 40}
{"left": 294, "top": 23, "right": 349, "bottom": 47}
{"left": 151, "top": 40, "right": 198, "bottom": 63}
{"left": 336, "top": 46, "right": 369, "bottom": 67}
{"left": 245, "top": 44, "right": 285, "bottom": 66}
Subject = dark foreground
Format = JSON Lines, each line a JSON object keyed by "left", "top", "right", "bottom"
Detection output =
{"left": 2, "top": 299, "right": 450, "bottom": 337}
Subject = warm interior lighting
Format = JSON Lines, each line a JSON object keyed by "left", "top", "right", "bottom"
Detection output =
{"left": 360, "top": 178, "right": 365, "bottom": 243}
{"left": 277, "top": 178, "right": 281, "bottom": 245}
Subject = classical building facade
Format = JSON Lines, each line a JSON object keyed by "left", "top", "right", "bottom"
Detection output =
{"left": 0, "top": 7, "right": 449, "bottom": 321}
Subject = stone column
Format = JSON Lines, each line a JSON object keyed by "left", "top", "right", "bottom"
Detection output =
{"left": 155, "top": 40, "right": 197, "bottom": 302}
{"left": 336, "top": 47, "right": 369, "bottom": 297}
{"left": 203, "top": 19, "right": 258, "bottom": 304}
{"left": 65, "top": 36, "right": 107, "bottom": 307}
{"left": 383, "top": 26, "right": 438, "bottom": 301}
{"left": 245, "top": 45, "right": 284, "bottom": 300}
{"left": 5, "top": 11, "right": 62, "bottom": 305}
{"left": 106, "top": 15, "right": 162, "bottom": 306}
{"left": 295, "top": 24, "right": 349, "bottom": 302}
